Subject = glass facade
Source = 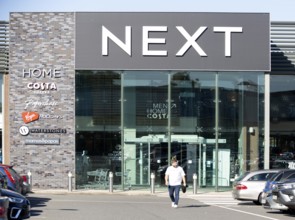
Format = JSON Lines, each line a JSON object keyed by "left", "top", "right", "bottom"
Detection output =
{"left": 270, "top": 75, "right": 295, "bottom": 169}
{"left": 75, "top": 70, "right": 265, "bottom": 191}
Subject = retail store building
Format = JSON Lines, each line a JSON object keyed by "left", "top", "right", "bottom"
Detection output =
{"left": 0, "top": 12, "right": 294, "bottom": 191}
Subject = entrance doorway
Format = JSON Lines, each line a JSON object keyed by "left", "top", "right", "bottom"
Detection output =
{"left": 123, "top": 134, "right": 203, "bottom": 187}
{"left": 124, "top": 134, "right": 232, "bottom": 189}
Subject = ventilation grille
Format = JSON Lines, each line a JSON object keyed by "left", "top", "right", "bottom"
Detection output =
{"left": 271, "top": 21, "right": 295, "bottom": 74}
{"left": 0, "top": 21, "right": 9, "bottom": 74}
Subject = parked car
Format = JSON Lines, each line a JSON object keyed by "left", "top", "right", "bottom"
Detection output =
{"left": 262, "top": 169, "right": 295, "bottom": 210}
{"left": 264, "top": 178, "right": 295, "bottom": 212}
{"left": 0, "top": 165, "right": 25, "bottom": 195}
{"left": 262, "top": 169, "right": 295, "bottom": 194}
{"left": 1, "top": 188, "right": 30, "bottom": 220}
{"left": 20, "top": 175, "right": 30, "bottom": 195}
{"left": 232, "top": 169, "right": 280, "bottom": 205}
{"left": 279, "top": 187, "right": 295, "bottom": 213}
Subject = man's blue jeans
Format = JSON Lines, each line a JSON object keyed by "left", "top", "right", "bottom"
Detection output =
{"left": 168, "top": 185, "right": 181, "bottom": 205}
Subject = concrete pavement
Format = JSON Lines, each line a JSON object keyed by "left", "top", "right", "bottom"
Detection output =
{"left": 27, "top": 189, "right": 295, "bottom": 220}
{"left": 30, "top": 187, "right": 233, "bottom": 197}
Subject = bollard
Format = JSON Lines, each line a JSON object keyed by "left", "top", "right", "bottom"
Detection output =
{"left": 27, "top": 171, "right": 32, "bottom": 192}
{"left": 109, "top": 172, "right": 113, "bottom": 193}
{"left": 150, "top": 173, "right": 155, "bottom": 194}
{"left": 68, "top": 171, "right": 73, "bottom": 192}
{"left": 193, "top": 173, "right": 198, "bottom": 194}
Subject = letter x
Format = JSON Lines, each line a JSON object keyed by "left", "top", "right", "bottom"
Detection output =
{"left": 176, "top": 26, "right": 207, "bottom": 57}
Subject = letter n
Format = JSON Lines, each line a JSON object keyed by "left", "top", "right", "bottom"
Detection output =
{"left": 102, "top": 26, "right": 131, "bottom": 56}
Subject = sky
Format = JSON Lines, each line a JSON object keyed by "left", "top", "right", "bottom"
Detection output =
{"left": 0, "top": 0, "right": 294, "bottom": 21}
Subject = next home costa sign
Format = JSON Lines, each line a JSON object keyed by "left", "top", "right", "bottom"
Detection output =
{"left": 76, "top": 12, "right": 270, "bottom": 71}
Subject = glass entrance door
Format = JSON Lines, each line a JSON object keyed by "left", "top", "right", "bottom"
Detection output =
{"left": 199, "top": 144, "right": 214, "bottom": 187}
{"left": 123, "top": 134, "right": 168, "bottom": 187}
{"left": 122, "top": 71, "right": 215, "bottom": 189}
{"left": 123, "top": 71, "right": 169, "bottom": 188}
{"left": 124, "top": 135, "right": 200, "bottom": 187}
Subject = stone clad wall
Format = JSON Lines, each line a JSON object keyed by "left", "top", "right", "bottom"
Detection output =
{"left": 9, "top": 13, "right": 75, "bottom": 189}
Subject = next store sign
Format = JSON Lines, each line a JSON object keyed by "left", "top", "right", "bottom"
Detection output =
{"left": 101, "top": 26, "right": 243, "bottom": 57}
{"left": 76, "top": 12, "right": 270, "bottom": 71}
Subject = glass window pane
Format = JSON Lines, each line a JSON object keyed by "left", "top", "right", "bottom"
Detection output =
{"left": 123, "top": 71, "right": 169, "bottom": 187}
{"left": 218, "top": 72, "right": 264, "bottom": 183}
{"left": 270, "top": 75, "right": 295, "bottom": 169}
{"left": 171, "top": 71, "right": 216, "bottom": 187}
{"left": 75, "top": 70, "right": 121, "bottom": 189}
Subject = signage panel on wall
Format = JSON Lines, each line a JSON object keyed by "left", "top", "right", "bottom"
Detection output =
{"left": 76, "top": 12, "right": 270, "bottom": 71}
{"left": 25, "top": 138, "right": 60, "bottom": 145}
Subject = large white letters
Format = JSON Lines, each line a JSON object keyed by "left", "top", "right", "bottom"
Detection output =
{"left": 101, "top": 25, "right": 243, "bottom": 57}
{"left": 102, "top": 26, "right": 131, "bottom": 56}
{"left": 142, "top": 26, "right": 167, "bottom": 56}
{"left": 213, "top": 27, "right": 243, "bottom": 57}
{"left": 176, "top": 26, "right": 207, "bottom": 57}
{"left": 23, "top": 68, "right": 61, "bottom": 78}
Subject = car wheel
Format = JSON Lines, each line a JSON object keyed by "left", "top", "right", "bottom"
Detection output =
{"left": 253, "top": 193, "right": 263, "bottom": 205}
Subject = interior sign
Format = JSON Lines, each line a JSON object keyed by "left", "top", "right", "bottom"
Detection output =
{"left": 147, "top": 103, "right": 177, "bottom": 119}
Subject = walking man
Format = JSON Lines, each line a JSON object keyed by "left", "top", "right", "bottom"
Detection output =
{"left": 165, "top": 156, "right": 186, "bottom": 208}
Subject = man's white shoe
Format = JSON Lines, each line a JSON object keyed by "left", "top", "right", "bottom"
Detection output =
{"left": 173, "top": 204, "right": 178, "bottom": 208}
{"left": 171, "top": 202, "right": 175, "bottom": 207}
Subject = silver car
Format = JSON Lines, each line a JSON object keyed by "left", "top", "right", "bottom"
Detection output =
{"left": 232, "top": 170, "right": 280, "bottom": 205}
{"left": 279, "top": 188, "right": 295, "bottom": 213}
{"left": 263, "top": 171, "right": 295, "bottom": 211}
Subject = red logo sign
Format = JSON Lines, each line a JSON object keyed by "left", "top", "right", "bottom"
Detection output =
{"left": 22, "top": 112, "right": 39, "bottom": 124}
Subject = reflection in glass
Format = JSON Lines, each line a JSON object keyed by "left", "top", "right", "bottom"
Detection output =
{"left": 270, "top": 75, "right": 295, "bottom": 169}
{"left": 75, "top": 71, "right": 121, "bottom": 189}
{"left": 75, "top": 70, "right": 265, "bottom": 191}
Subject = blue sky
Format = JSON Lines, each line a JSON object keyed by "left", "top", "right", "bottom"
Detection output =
{"left": 0, "top": 0, "right": 294, "bottom": 21}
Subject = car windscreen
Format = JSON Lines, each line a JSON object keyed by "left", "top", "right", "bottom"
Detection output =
{"left": 284, "top": 172, "right": 295, "bottom": 181}
{"left": 266, "top": 173, "right": 277, "bottom": 180}
{"left": 270, "top": 172, "right": 283, "bottom": 182}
